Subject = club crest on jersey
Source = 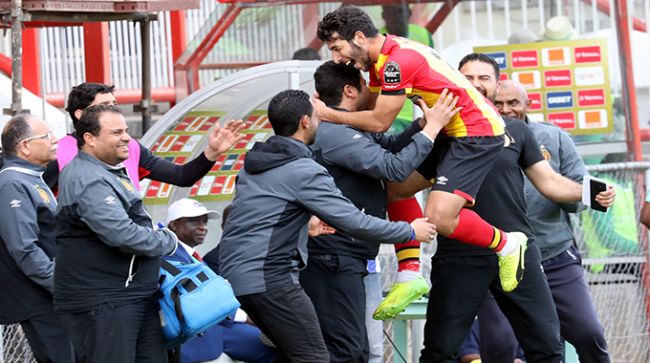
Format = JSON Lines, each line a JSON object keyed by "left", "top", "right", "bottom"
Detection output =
{"left": 384, "top": 62, "right": 401, "bottom": 84}
{"left": 34, "top": 184, "right": 50, "bottom": 204}
{"left": 540, "top": 144, "right": 551, "bottom": 161}
{"left": 118, "top": 177, "right": 135, "bottom": 193}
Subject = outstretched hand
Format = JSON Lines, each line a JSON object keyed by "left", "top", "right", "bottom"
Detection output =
{"left": 416, "top": 88, "right": 461, "bottom": 139}
{"left": 308, "top": 216, "right": 337, "bottom": 237}
{"left": 205, "top": 119, "right": 245, "bottom": 161}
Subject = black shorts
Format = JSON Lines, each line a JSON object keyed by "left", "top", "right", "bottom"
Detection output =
{"left": 416, "top": 134, "right": 505, "bottom": 204}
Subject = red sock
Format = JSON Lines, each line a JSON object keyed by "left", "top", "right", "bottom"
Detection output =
{"left": 387, "top": 198, "right": 422, "bottom": 272}
{"left": 448, "top": 208, "right": 507, "bottom": 252}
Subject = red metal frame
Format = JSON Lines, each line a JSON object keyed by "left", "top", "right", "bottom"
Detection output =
{"left": 23, "top": 28, "right": 42, "bottom": 96}
{"left": 175, "top": 0, "right": 451, "bottom": 99}
{"left": 426, "top": 0, "right": 461, "bottom": 34}
{"left": 45, "top": 87, "right": 176, "bottom": 108}
{"left": 170, "top": 10, "right": 187, "bottom": 63}
{"left": 83, "top": 22, "right": 111, "bottom": 84}
{"left": 583, "top": 0, "right": 646, "bottom": 32}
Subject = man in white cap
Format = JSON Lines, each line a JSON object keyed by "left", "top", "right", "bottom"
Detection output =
{"left": 165, "top": 198, "right": 278, "bottom": 363}
{"left": 166, "top": 198, "right": 220, "bottom": 259}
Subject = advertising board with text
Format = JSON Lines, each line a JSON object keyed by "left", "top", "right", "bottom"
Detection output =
{"left": 475, "top": 38, "right": 612, "bottom": 135}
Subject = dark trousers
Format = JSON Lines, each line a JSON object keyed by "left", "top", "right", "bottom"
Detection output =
{"left": 20, "top": 312, "right": 75, "bottom": 363}
{"left": 300, "top": 254, "right": 369, "bottom": 363}
{"left": 238, "top": 284, "right": 329, "bottom": 363}
{"left": 59, "top": 298, "right": 167, "bottom": 363}
{"left": 479, "top": 245, "right": 610, "bottom": 363}
{"left": 420, "top": 243, "right": 562, "bottom": 363}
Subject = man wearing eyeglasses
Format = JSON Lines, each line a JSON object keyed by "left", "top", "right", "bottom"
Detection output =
{"left": 0, "top": 114, "right": 74, "bottom": 363}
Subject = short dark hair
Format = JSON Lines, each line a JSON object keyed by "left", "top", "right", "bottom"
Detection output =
{"left": 65, "top": 83, "right": 115, "bottom": 127}
{"left": 317, "top": 6, "right": 379, "bottom": 42}
{"left": 292, "top": 48, "right": 321, "bottom": 60}
{"left": 458, "top": 53, "right": 500, "bottom": 80}
{"left": 314, "top": 61, "right": 362, "bottom": 107}
{"left": 267, "top": 90, "right": 313, "bottom": 137}
{"left": 76, "top": 104, "right": 122, "bottom": 148}
{"left": 1, "top": 113, "right": 33, "bottom": 156}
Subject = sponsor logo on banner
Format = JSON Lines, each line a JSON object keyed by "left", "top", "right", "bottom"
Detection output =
{"left": 546, "top": 91, "right": 574, "bottom": 109}
{"left": 180, "top": 135, "right": 203, "bottom": 153}
{"left": 544, "top": 69, "right": 572, "bottom": 87}
{"left": 511, "top": 50, "right": 539, "bottom": 68}
{"left": 527, "top": 113, "right": 545, "bottom": 123}
{"left": 486, "top": 52, "right": 508, "bottom": 69}
{"left": 499, "top": 73, "right": 509, "bottom": 81}
{"left": 528, "top": 93, "right": 542, "bottom": 110}
{"left": 210, "top": 155, "right": 227, "bottom": 172}
{"left": 170, "top": 136, "right": 191, "bottom": 152}
{"left": 542, "top": 47, "right": 571, "bottom": 66}
{"left": 157, "top": 183, "right": 173, "bottom": 199}
{"left": 548, "top": 112, "right": 576, "bottom": 129}
{"left": 577, "top": 89, "right": 606, "bottom": 107}
{"left": 512, "top": 71, "right": 541, "bottom": 89}
{"left": 209, "top": 176, "right": 227, "bottom": 195}
{"left": 220, "top": 154, "right": 240, "bottom": 171}
{"left": 574, "top": 46, "right": 601, "bottom": 63}
{"left": 197, "top": 176, "right": 215, "bottom": 196}
{"left": 578, "top": 109, "right": 607, "bottom": 128}
{"left": 575, "top": 67, "right": 605, "bottom": 86}
{"left": 235, "top": 134, "right": 255, "bottom": 150}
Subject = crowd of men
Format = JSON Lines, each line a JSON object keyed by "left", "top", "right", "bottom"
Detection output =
{"left": 0, "top": 4, "right": 621, "bottom": 363}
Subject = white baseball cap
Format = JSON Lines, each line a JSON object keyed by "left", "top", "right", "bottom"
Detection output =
{"left": 167, "top": 198, "right": 220, "bottom": 224}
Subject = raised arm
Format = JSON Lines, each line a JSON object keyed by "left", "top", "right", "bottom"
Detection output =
{"left": 313, "top": 93, "right": 406, "bottom": 133}
{"left": 140, "top": 119, "right": 245, "bottom": 186}
{"left": 525, "top": 160, "right": 615, "bottom": 208}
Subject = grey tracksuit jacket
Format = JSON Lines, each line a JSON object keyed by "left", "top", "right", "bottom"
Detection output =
{"left": 0, "top": 156, "right": 58, "bottom": 323}
{"left": 54, "top": 151, "right": 177, "bottom": 312}
{"left": 218, "top": 135, "right": 412, "bottom": 296}
{"left": 309, "top": 118, "right": 434, "bottom": 259}
{"left": 524, "top": 118, "right": 587, "bottom": 260}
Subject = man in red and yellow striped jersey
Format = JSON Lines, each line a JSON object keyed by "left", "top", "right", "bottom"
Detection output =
{"left": 315, "top": 6, "right": 528, "bottom": 319}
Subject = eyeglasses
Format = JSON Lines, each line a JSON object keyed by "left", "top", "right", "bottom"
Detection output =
{"left": 19, "top": 131, "right": 53, "bottom": 143}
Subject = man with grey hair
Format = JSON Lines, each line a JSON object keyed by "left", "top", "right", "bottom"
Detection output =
{"left": 0, "top": 114, "right": 74, "bottom": 363}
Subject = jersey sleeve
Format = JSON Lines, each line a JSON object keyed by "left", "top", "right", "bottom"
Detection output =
{"left": 518, "top": 123, "right": 545, "bottom": 169}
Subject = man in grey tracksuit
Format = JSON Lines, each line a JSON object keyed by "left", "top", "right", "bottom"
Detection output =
{"left": 478, "top": 80, "right": 610, "bottom": 362}
{"left": 54, "top": 104, "right": 178, "bottom": 363}
{"left": 214, "top": 89, "right": 436, "bottom": 363}
{"left": 0, "top": 114, "right": 74, "bottom": 363}
{"left": 299, "top": 61, "right": 457, "bottom": 363}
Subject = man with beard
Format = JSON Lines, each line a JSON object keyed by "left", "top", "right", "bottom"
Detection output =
{"left": 417, "top": 53, "right": 614, "bottom": 363}
{"left": 475, "top": 79, "right": 611, "bottom": 362}
{"left": 217, "top": 89, "right": 436, "bottom": 363}
{"left": 0, "top": 115, "right": 74, "bottom": 363}
{"left": 315, "top": 7, "right": 526, "bottom": 319}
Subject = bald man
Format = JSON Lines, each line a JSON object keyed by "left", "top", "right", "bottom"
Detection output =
{"left": 0, "top": 115, "right": 75, "bottom": 363}
{"left": 477, "top": 80, "right": 611, "bottom": 362}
